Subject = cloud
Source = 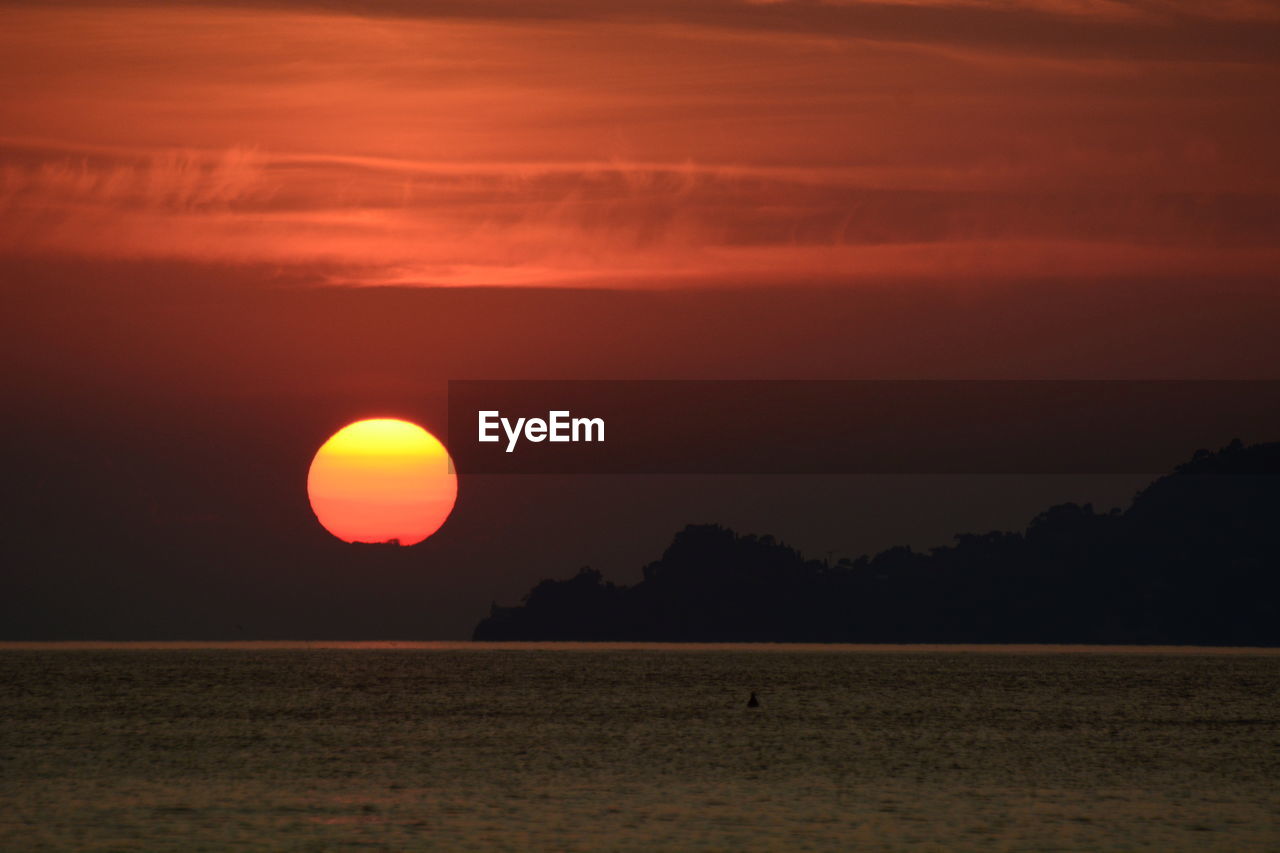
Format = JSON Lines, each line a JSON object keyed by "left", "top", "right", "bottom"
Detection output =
{"left": 4, "top": 142, "right": 1277, "bottom": 286}
{"left": 0, "top": 3, "right": 1277, "bottom": 286}
{"left": 22, "top": 0, "right": 1277, "bottom": 61}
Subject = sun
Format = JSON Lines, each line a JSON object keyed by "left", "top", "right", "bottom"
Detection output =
{"left": 307, "top": 418, "right": 457, "bottom": 546}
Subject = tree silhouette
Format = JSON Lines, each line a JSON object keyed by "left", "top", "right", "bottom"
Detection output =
{"left": 474, "top": 441, "right": 1280, "bottom": 645}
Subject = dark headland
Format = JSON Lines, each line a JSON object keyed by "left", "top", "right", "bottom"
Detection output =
{"left": 473, "top": 440, "right": 1280, "bottom": 645}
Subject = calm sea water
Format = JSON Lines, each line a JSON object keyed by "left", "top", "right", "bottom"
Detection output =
{"left": 1, "top": 643, "right": 1277, "bottom": 851}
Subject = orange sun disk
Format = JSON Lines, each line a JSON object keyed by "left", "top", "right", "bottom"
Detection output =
{"left": 307, "top": 418, "right": 457, "bottom": 545}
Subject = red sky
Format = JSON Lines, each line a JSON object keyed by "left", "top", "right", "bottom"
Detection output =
{"left": 3, "top": 1, "right": 1279, "bottom": 638}
{"left": 3, "top": 0, "right": 1279, "bottom": 287}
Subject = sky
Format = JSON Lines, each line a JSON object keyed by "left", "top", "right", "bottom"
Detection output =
{"left": 4, "top": 0, "right": 1279, "bottom": 287}
{"left": 2, "top": 0, "right": 1278, "bottom": 638}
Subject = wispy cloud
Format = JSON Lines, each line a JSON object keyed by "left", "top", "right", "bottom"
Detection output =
{"left": 1, "top": 3, "right": 1277, "bottom": 286}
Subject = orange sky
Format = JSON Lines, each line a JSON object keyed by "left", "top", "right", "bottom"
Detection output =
{"left": 3, "top": 0, "right": 1279, "bottom": 287}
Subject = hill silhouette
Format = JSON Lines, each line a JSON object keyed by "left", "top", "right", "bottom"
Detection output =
{"left": 473, "top": 440, "right": 1280, "bottom": 645}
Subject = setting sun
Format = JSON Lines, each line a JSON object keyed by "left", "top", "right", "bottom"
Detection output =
{"left": 306, "top": 419, "right": 457, "bottom": 546}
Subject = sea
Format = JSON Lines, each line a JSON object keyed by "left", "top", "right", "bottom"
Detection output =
{"left": 1, "top": 643, "right": 1277, "bottom": 851}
